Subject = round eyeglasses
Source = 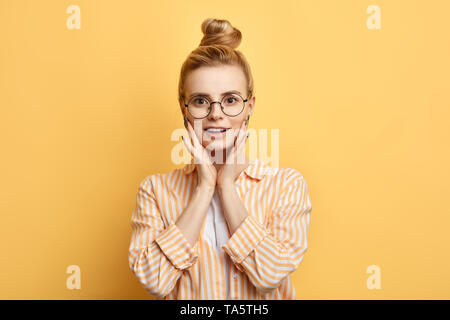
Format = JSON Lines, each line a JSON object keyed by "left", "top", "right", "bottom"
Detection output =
{"left": 184, "top": 93, "right": 251, "bottom": 119}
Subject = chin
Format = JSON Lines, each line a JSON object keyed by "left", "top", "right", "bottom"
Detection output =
{"left": 204, "top": 140, "right": 233, "bottom": 151}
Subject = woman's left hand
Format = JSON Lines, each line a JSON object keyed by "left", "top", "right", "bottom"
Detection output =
{"left": 216, "top": 120, "right": 249, "bottom": 187}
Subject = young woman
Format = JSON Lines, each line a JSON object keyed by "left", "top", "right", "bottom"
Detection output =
{"left": 128, "top": 18, "right": 312, "bottom": 300}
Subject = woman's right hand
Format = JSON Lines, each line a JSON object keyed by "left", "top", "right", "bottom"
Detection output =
{"left": 181, "top": 116, "right": 217, "bottom": 189}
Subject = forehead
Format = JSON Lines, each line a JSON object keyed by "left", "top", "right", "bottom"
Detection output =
{"left": 185, "top": 64, "right": 247, "bottom": 97}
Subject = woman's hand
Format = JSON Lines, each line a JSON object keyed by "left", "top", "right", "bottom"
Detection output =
{"left": 216, "top": 120, "right": 249, "bottom": 187}
{"left": 181, "top": 116, "right": 217, "bottom": 189}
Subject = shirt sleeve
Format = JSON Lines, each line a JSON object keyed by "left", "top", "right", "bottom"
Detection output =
{"left": 221, "top": 169, "right": 312, "bottom": 294}
{"left": 128, "top": 176, "right": 199, "bottom": 298}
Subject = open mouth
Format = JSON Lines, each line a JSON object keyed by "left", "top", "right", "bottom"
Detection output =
{"left": 204, "top": 128, "right": 230, "bottom": 138}
{"left": 204, "top": 128, "right": 229, "bottom": 133}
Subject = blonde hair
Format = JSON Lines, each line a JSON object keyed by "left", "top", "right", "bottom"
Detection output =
{"left": 178, "top": 18, "right": 254, "bottom": 113}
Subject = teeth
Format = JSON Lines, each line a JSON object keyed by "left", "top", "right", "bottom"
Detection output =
{"left": 206, "top": 128, "right": 227, "bottom": 132}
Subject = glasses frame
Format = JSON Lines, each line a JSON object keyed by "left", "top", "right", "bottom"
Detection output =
{"left": 184, "top": 92, "right": 252, "bottom": 119}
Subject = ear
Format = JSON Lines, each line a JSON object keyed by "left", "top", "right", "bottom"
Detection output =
{"left": 247, "top": 95, "right": 255, "bottom": 118}
{"left": 245, "top": 95, "right": 255, "bottom": 123}
{"left": 179, "top": 100, "right": 185, "bottom": 115}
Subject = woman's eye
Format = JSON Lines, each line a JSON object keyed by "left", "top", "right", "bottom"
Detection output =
{"left": 195, "top": 98, "right": 207, "bottom": 104}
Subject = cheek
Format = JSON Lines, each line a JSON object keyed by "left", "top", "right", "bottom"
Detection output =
{"left": 233, "top": 118, "right": 246, "bottom": 128}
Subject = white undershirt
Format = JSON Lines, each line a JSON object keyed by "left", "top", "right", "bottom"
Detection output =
{"left": 205, "top": 188, "right": 231, "bottom": 298}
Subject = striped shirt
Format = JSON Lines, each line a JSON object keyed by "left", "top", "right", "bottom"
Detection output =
{"left": 128, "top": 157, "right": 312, "bottom": 300}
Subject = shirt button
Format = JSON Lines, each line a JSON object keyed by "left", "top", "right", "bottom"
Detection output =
{"left": 232, "top": 272, "right": 238, "bottom": 278}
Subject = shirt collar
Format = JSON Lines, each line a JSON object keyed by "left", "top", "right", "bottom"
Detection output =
{"left": 182, "top": 157, "right": 271, "bottom": 180}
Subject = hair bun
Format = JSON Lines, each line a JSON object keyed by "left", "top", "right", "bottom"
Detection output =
{"left": 199, "top": 18, "right": 242, "bottom": 49}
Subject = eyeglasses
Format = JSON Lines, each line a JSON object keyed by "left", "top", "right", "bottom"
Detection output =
{"left": 184, "top": 92, "right": 251, "bottom": 119}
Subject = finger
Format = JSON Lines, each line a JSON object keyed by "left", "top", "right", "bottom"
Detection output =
{"left": 185, "top": 120, "right": 212, "bottom": 166}
{"left": 228, "top": 122, "right": 247, "bottom": 158}
{"left": 227, "top": 135, "right": 246, "bottom": 165}
{"left": 237, "top": 130, "right": 248, "bottom": 149}
{"left": 233, "top": 120, "right": 246, "bottom": 147}
{"left": 185, "top": 120, "right": 196, "bottom": 145}
{"left": 186, "top": 119, "right": 203, "bottom": 150}
{"left": 185, "top": 120, "right": 204, "bottom": 161}
{"left": 236, "top": 132, "right": 248, "bottom": 162}
{"left": 181, "top": 134, "right": 195, "bottom": 159}
{"left": 235, "top": 125, "right": 248, "bottom": 148}
{"left": 235, "top": 127, "right": 249, "bottom": 160}
{"left": 182, "top": 132, "right": 205, "bottom": 165}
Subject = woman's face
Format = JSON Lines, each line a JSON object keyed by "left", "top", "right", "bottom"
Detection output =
{"left": 181, "top": 64, "right": 255, "bottom": 151}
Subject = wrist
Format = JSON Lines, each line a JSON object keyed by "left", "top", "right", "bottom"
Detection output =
{"left": 217, "top": 179, "right": 235, "bottom": 190}
{"left": 197, "top": 183, "right": 216, "bottom": 194}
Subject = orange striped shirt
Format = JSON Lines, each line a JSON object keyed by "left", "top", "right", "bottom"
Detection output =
{"left": 128, "top": 157, "right": 312, "bottom": 299}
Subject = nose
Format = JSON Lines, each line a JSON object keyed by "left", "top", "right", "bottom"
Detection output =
{"left": 207, "top": 101, "right": 224, "bottom": 119}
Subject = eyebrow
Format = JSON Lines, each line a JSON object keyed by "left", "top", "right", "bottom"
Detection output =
{"left": 188, "top": 90, "right": 242, "bottom": 100}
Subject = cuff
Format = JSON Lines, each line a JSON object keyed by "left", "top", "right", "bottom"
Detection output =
{"left": 221, "top": 215, "right": 269, "bottom": 272}
{"left": 155, "top": 222, "right": 199, "bottom": 270}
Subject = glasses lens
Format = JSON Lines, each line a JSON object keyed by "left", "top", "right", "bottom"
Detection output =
{"left": 187, "top": 94, "right": 245, "bottom": 118}
{"left": 221, "top": 94, "right": 244, "bottom": 116}
{"left": 187, "top": 96, "right": 210, "bottom": 118}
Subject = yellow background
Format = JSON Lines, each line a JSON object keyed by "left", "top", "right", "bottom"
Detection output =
{"left": 1, "top": 0, "right": 449, "bottom": 299}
